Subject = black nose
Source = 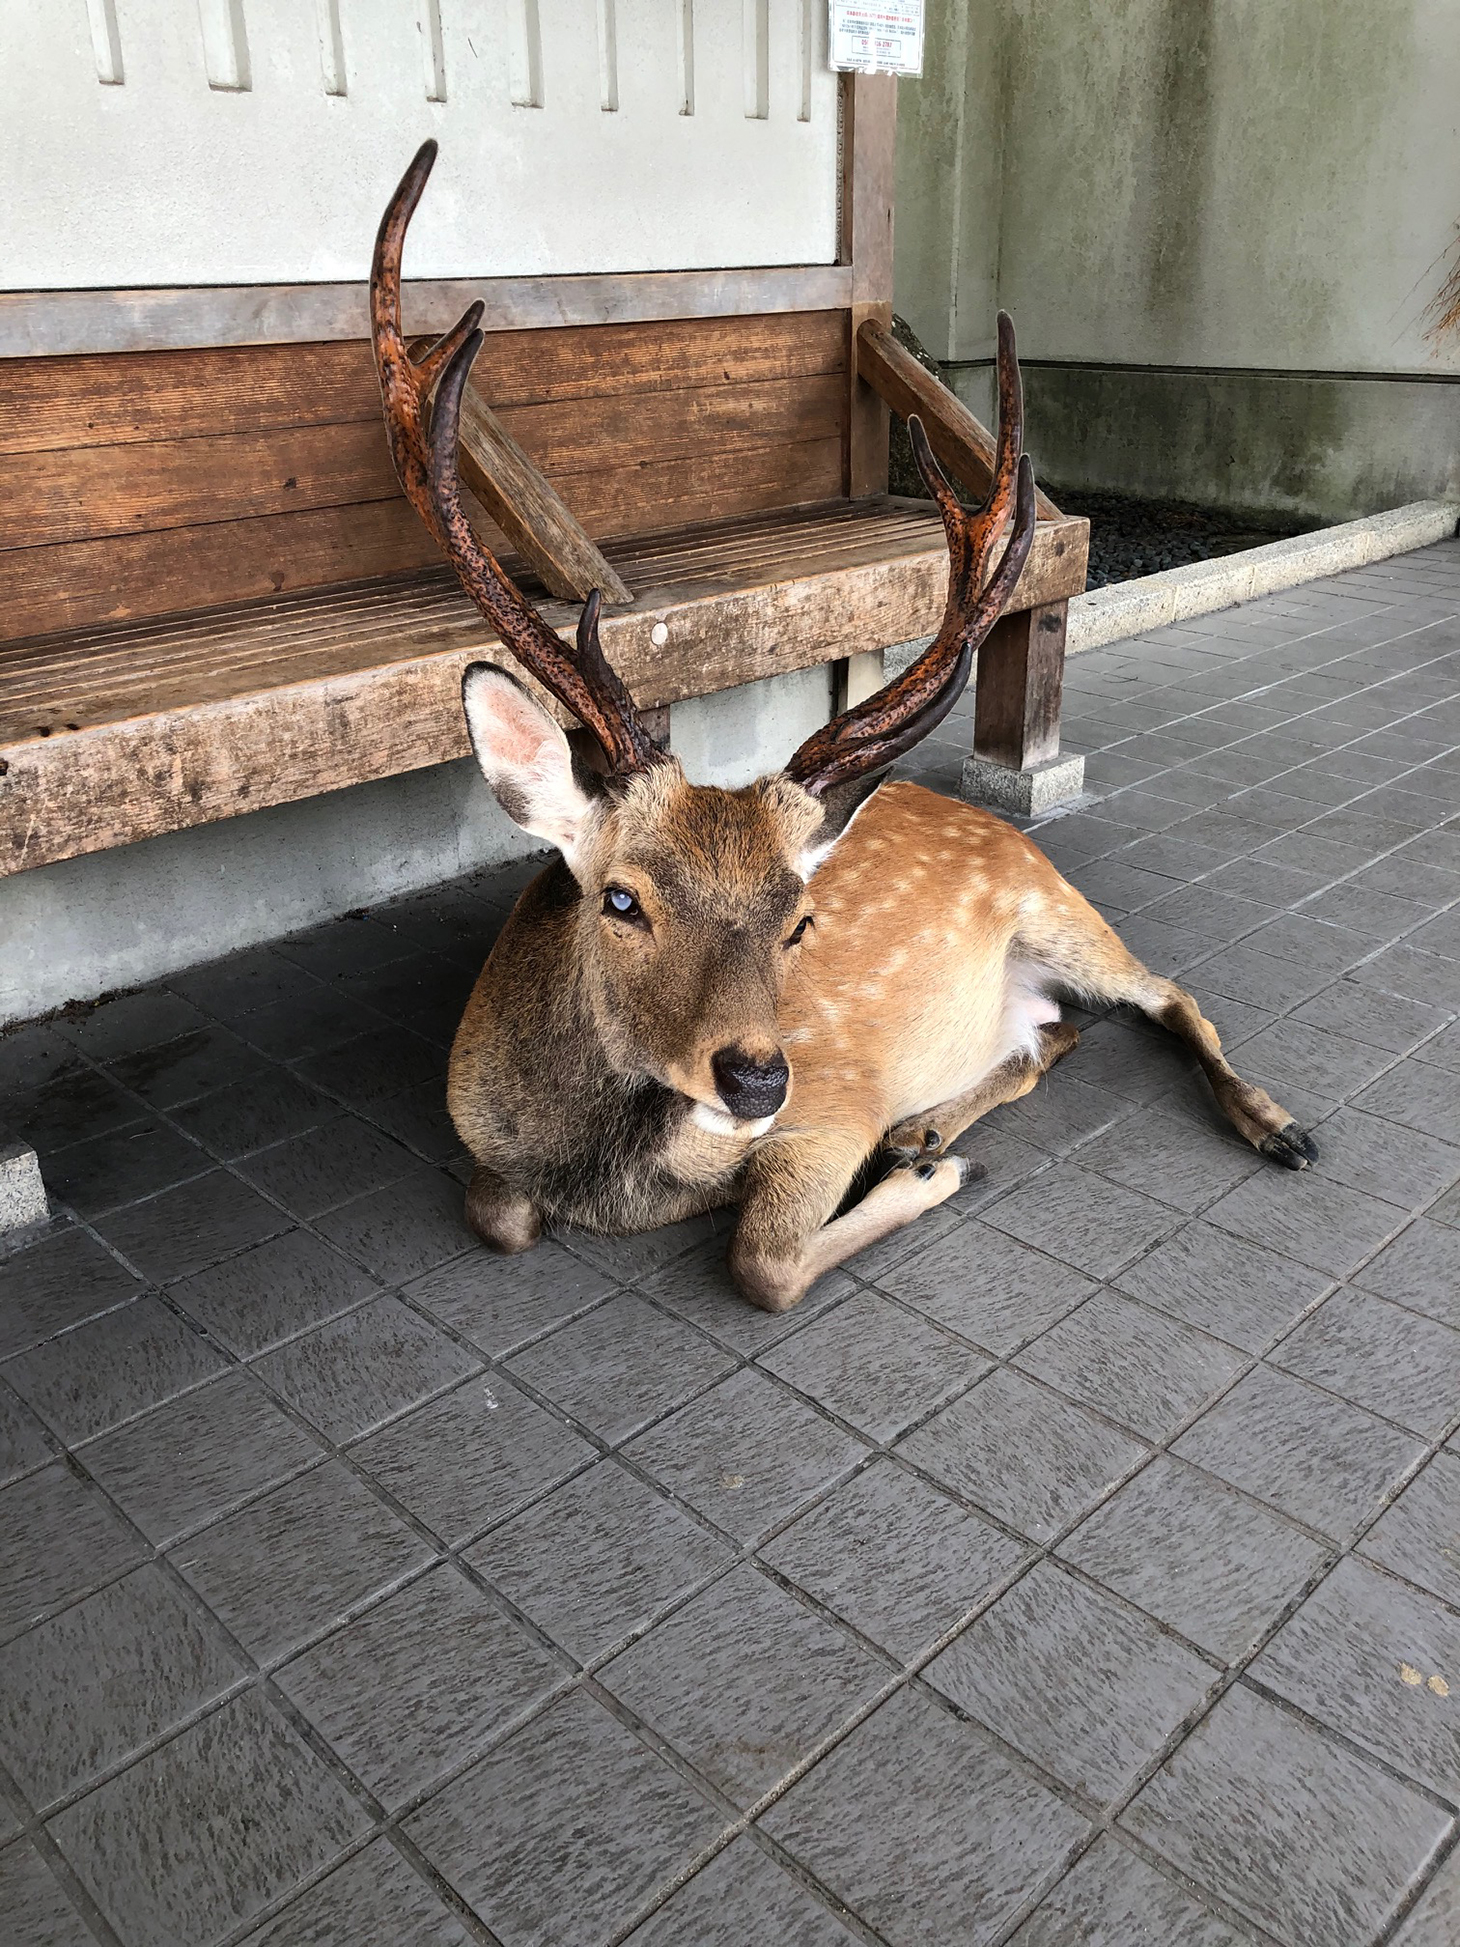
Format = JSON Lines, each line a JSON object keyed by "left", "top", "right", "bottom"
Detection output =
{"left": 711, "top": 1045, "right": 790, "bottom": 1119}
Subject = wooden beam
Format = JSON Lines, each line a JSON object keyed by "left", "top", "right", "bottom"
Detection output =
{"left": 973, "top": 601, "right": 1069, "bottom": 772}
{"left": 0, "top": 267, "right": 855, "bottom": 361}
{"left": 843, "top": 74, "right": 897, "bottom": 303}
{"left": 841, "top": 72, "right": 897, "bottom": 498}
{"left": 856, "top": 318, "right": 1067, "bottom": 523}
{"left": 833, "top": 649, "right": 886, "bottom": 715}
{"left": 454, "top": 366, "right": 634, "bottom": 605}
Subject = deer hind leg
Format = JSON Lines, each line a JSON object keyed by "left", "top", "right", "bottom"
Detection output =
{"left": 465, "top": 1164, "right": 543, "bottom": 1253}
{"left": 885, "top": 1021, "right": 1081, "bottom": 1161}
{"left": 729, "top": 1127, "right": 973, "bottom": 1314}
{"left": 1026, "top": 906, "right": 1318, "bottom": 1170}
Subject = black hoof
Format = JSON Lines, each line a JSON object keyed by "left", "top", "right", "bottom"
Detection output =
{"left": 923, "top": 1128, "right": 943, "bottom": 1153}
{"left": 1261, "top": 1120, "right": 1318, "bottom": 1170}
{"left": 915, "top": 1156, "right": 987, "bottom": 1186}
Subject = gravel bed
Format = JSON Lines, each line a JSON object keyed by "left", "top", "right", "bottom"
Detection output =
{"left": 1047, "top": 486, "right": 1310, "bottom": 589}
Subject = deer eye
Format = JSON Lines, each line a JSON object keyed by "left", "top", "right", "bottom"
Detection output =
{"left": 602, "top": 885, "right": 645, "bottom": 924}
{"left": 784, "top": 915, "right": 813, "bottom": 948}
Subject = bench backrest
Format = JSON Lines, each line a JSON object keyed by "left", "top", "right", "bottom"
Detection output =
{"left": 0, "top": 61, "right": 895, "bottom": 648}
{"left": 0, "top": 307, "right": 851, "bottom": 643}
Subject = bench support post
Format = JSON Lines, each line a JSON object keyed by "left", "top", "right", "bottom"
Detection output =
{"left": 832, "top": 648, "right": 885, "bottom": 715}
{"left": 960, "top": 599, "right": 1085, "bottom": 814}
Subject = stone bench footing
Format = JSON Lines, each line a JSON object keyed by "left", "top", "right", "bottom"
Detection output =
{"left": 960, "top": 751, "right": 1086, "bottom": 816}
{"left": 1, "top": 1140, "right": 48, "bottom": 1240}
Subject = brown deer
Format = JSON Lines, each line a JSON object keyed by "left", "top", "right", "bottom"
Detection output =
{"left": 371, "top": 144, "right": 1315, "bottom": 1313}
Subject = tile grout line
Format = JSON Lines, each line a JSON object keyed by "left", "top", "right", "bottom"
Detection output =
{"left": 8, "top": 887, "right": 1459, "bottom": 1743}
{"left": 3, "top": 556, "right": 1459, "bottom": 1942}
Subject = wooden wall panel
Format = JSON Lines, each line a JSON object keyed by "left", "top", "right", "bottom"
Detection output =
{"left": 0, "top": 341, "right": 380, "bottom": 456}
{"left": 1, "top": 373, "right": 846, "bottom": 550}
{"left": 9, "top": 422, "right": 399, "bottom": 548}
{"left": 501, "top": 374, "right": 847, "bottom": 477}
{"left": 0, "top": 311, "right": 849, "bottom": 643}
{"left": 476, "top": 311, "right": 848, "bottom": 407}
{"left": 0, "top": 504, "right": 436, "bottom": 643}
{"left": 0, "top": 313, "right": 846, "bottom": 456}
{"left": 0, "top": 441, "right": 847, "bottom": 642}
{"left": 561, "top": 438, "right": 845, "bottom": 543}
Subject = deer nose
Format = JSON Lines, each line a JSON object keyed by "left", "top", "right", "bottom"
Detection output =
{"left": 711, "top": 1045, "right": 790, "bottom": 1120}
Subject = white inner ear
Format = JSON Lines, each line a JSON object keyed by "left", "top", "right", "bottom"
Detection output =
{"left": 462, "top": 665, "right": 595, "bottom": 873}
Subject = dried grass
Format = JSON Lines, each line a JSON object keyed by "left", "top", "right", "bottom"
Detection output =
{"left": 1425, "top": 223, "right": 1460, "bottom": 343}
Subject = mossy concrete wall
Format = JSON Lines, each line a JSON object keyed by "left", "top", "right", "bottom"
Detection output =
{"left": 896, "top": 0, "right": 1460, "bottom": 519}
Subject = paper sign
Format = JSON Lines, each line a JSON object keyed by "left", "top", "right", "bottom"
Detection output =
{"left": 829, "top": 0, "right": 924, "bottom": 77}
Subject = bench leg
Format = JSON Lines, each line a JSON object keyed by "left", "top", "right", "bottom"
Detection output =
{"left": 960, "top": 599, "right": 1084, "bottom": 814}
{"left": 638, "top": 704, "right": 672, "bottom": 750}
{"left": 833, "top": 648, "right": 885, "bottom": 715}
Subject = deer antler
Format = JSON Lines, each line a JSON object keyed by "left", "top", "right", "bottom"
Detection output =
{"left": 784, "top": 312, "right": 1037, "bottom": 796}
{"left": 370, "top": 140, "right": 663, "bottom": 776}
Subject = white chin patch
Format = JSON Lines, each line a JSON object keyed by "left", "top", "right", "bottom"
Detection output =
{"left": 690, "top": 1102, "right": 776, "bottom": 1138}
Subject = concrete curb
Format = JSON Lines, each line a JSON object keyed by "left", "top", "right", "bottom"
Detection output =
{"left": 0, "top": 1138, "right": 48, "bottom": 1240}
{"left": 1066, "top": 498, "right": 1460, "bottom": 653}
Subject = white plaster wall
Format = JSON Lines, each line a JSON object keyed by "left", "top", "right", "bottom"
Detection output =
{"left": 3, "top": 0, "right": 838, "bottom": 287}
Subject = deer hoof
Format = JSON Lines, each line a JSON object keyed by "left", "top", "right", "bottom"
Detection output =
{"left": 1261, "top": 1120, "right": 1318, "bottom": 1170}
{"left": 915, "top": 1154, "right": 986, "bottom": 1190}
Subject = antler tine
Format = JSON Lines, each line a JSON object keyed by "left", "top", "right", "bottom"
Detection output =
{"left": 427, "top": 332, "right": 662, "bottom": 774}
{"left": 410, "top": 305, "right": 486, "bottom": 392}
{"left": 372, "top": 142, "right": 462, "bottom": 547}
{"left": 977, "top": 312, "right": 1022, "bottom": 560}
{"left": 369, "top": 143, "right": 662, "bottom": 775}
{"left": 784, "top": 314, "right": 1037, "bottom": 797}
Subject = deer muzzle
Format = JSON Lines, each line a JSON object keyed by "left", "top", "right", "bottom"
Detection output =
{"left": 711, "top": 1044, "right": 791, "bottom": 1120}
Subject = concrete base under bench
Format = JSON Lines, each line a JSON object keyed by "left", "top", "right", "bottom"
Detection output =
{"left": 0, "top": 1139, "right": 47, "bottom": 1240}
{"left": 960, "top": 751, "right": 1087, "bottom": 815}
{"left": 1, "top": 664, "right": 836, "bottom": 1028}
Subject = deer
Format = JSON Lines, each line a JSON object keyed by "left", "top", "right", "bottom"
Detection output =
{"left": 370, "top": 143, "right": 1316, "bottom": 1314}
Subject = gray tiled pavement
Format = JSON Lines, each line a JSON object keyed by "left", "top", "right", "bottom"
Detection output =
{"left": 2, "top": 537, "right": 1460, "bottom": 1945}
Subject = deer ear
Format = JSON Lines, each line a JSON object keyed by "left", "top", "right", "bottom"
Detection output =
{"left": 795, "top": 773, "right": 884, "bottom": 880}
{"left": 461, "top": 664, "right": 596, "bottom": 872}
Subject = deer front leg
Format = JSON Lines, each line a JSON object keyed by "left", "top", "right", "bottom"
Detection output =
{"left": 465, "top": 1163, "right": 542, "bottom": 1254}
{"left": 884, "top": 1021, "right": 1081, "bottom": 1160}
{"left": 729, "top": 1128, "right": 973, "bottom": 1314}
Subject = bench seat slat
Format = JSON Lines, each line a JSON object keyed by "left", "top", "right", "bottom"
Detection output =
{"left": 0, "top": 498, "right": 1087, "bottom": 877}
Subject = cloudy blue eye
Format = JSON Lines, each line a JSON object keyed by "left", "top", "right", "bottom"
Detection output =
{"left": 603, "top": 886, "right": 642, "bottom": 920}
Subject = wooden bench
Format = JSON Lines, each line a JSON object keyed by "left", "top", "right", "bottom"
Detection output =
{"left": 0, "top": 77, "right": 1088, "bottom": 880}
